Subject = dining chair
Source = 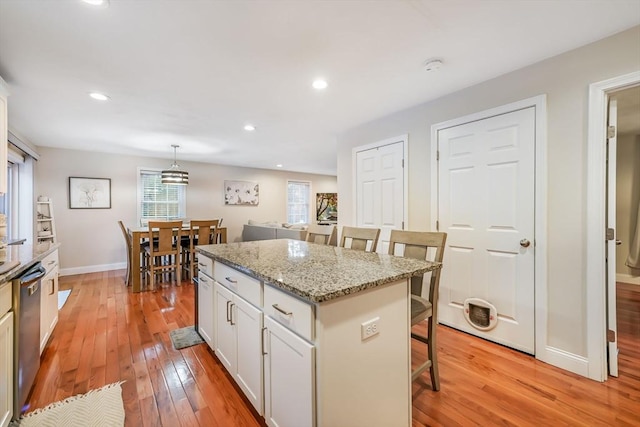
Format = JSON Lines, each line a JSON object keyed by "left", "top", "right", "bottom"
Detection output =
{"left": 118, "top": 220, "right": 148, "bottom": 287}
{"left": 181, "top": 219, "right": 220, "bottom": 280}
{"left": 339, "top": 226, "right": 380, "bottom": 252}
{"left": 144, "top": 220, "right": 183, "bottom": 290}
{"left": 388, "top": 230, "right": 447, "bottom": 390}
{"left": 305, "top": 224, "right": 337, "bottom": 245}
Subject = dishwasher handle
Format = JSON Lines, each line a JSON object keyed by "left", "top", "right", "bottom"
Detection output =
{"left": 20, "top": 263, "right": 46, "bottom": 285}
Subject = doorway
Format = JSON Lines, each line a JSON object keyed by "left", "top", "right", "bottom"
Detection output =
{"left": 586, "top": 70, "right": 640, "bottom": 382}
{"left": 612, "top": 85, "right": 640, "bottom": 378}
{"left": 431, "top": 95, "right": 548, "bottom": 358}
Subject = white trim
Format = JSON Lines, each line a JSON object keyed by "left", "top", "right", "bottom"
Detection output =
{"left": 351, "top": 134, "right": 409, "bottom": 230}
{"left": 543, "top": 346, "right": 589, "bottom": 377}
{"left": 586, "top": 71, "right": 640, "bottom": 382}
{"left": 431, "top": 95, "right": 549, "bottom": 365}
{"left": 616, "top": 273, "right": 640, "bottom": 286}
{"left": 60, "top": 262, "right": 126, "bottom": 277}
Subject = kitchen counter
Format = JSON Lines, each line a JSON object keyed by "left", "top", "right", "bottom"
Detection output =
{"left": 196, "top": 239, "right": 440, "bottom": 303}
{"left": 0, "top": 242, "right": 61, "bottom": 284}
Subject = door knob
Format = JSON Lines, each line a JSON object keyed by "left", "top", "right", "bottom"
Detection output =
{"left": 520, "top": 239, "right": 531, "bottom": 248}
{"left": 616, "top": 240, "right": 622, "bottom": 246}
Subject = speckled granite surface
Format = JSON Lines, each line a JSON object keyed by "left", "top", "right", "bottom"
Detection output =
{"left": 0, "top": 242, "right": 61, "bottom": 284}
{"left": 196, "top": 239, "right": 440, "bottom": 303}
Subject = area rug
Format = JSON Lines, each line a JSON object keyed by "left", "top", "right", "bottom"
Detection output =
{"left": 10, "top": 381, "right": 125, "bottom": 427}
{"left": 170, "top": 325, "right": 204, "bottom": 350}
{"left": 58, "top": 289, "right": 71, "bottom": 310}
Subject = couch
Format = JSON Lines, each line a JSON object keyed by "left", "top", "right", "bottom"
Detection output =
{"left": 242, "top": 222, "right": 307, "bottom": 242}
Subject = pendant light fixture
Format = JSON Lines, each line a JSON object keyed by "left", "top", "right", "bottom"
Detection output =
{"left": 161, "top": 144, "right": 189, "bottom": 185}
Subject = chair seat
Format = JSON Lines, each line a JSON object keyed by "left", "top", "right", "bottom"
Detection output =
{"left": 411, "top": 295, "right": 432, "bottom": 324}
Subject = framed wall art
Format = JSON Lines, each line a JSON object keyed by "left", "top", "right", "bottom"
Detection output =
{"left": 316, "top": 192, "right": 338, "bottom": 223}
{"left": 68, "top": 177, "right": 112, "bottom": 209}
{"left": 224, "top": 180, "right": 259, "bottom": 205}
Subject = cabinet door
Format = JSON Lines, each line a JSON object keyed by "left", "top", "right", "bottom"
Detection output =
{"left": 197, "top": 273, "right": 215, "bottom": 349}
{"left": 234, "top": 296, "right": 263, "bottom": 415}
{"left": 0, "top": 312, "right": 13, "bottom": 427}
{"left": 39, "top": 269, "right": 57, "bottom": 354}
{"left": 264, "top": 316, "right": 314, "bottom": 427}
{"left": 214, "top": 283, "right": 235, "bottom": 372}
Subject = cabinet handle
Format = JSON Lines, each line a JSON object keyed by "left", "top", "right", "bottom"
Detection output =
{"left": 49, "top": 279, "right": 55, "bottom": 295}
{"left": 272, "top": 304, "right": 292, "bottom": 316}
{"left": 198, "top": 262, "right": 206, "bottom": 267}
{"left": 48, "top": 260, "right": 56, "bottom": 266}
{"left": 261, "top": 327, "right": 268, "bottom": 355}
{"left": 225, "top": 277, "right": 237, "bottom": 284}
{"left": 226, "top": 300, "right": 231, "bottom": 323}
{"left": 200, "top": 276, "right": 208, "bottom": 284}
{"left": 229, "top": 303, "right": 235, "bottom": 325}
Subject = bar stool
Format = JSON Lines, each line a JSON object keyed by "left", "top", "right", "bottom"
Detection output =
{"left": 339, "top": 226, "right": 380, "bottom": 252}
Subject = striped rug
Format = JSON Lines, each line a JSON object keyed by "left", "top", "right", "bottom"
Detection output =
{"left": 10, "top": 382, "right": 125, "bottom": 427}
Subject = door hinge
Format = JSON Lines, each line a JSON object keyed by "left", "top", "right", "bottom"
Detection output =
{"left": 401, "top": 159, "right": 404, "bottom": 168}
{"left": 607, "top": 126, "right": 616, "bottom": 139}
{"left": 436, "top": 150, "right": 440, "bottom": 161}
{"left": 436, "top": 220, "right": 439, "bottom": 231}
{"left": 401, "top": 221, "right": 405, "bottom": 230}
{"left": 606, "top": 228, "right": 615, "bottom": 241}
{"left": 607, "top": 329, "right": 616, "bottom": 343}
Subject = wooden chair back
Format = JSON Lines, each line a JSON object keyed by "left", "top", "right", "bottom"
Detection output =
{"left": 148, "top": 221, "right": 183, "bottom": 254}
{"left": 188, "top": 219, "right": 220, "bottom": 248}
{"left": 305, "top": 224, "right": 337, "bottom": 245}
{"left": 339, "top": 226, "right": 381, "bottom": 252}
{"left": 388, "top": 230, "right": 447, "bottom": 301}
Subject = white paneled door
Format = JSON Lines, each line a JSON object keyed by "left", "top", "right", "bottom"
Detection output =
{"left": 437, "top": 107, "right": 536, "bottom": 354}
{"left": 355, "top": 140, "right": 405, "bottom": 253}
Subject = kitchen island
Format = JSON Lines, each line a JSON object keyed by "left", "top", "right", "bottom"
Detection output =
{"left": 196, "top": 239, "right": 440, "bottom": 427}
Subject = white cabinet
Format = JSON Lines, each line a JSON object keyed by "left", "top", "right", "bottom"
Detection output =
{"left": 214, "top": 282, "right": 263, "bottom": 414}
{"left": 263, "top": 315, "right": 314, "bottom": 427}
{"left": 197, "top": 272, "right": 215, "bottom": 349}
{"left": 0, "top": 76, "right": 8, "bottom": 195}
{"left": 40, "top": 250, "right": 59, "bottom": 354}
{"left": 0, "top": 311, "right": 13, "bottom": 427}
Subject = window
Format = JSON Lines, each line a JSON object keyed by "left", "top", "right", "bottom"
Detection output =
{"left": 287, "top": 180, "right": 311, "bottom": 224}
{"left": 138, "top": 168, "right": 186, "bottom": 225}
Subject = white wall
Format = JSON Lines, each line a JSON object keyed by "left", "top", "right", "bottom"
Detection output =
{"left": 34, "top": 146, "right": 336, "bottom": 275}
{"left": 337, "top": 26, "right": 640, "bottom": 358}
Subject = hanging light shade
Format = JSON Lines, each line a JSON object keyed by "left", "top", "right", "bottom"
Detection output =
{"left": 161, "top": 144, "right": 189, "bottom": 185}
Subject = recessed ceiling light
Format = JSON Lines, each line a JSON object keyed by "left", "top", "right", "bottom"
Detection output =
{"left": 89, "top": 92, "right": 110, "bottom": 101}
{"left": 312, "top": 79, "right": 328, "bottom": 90}
{"left": 424, "top": 59, "right": 443, "bottom": 72}
{"left": 82, "top": 0, "right": 109, "bottom": 6}
{"left": 244, "top": 124, "right": 256, "bottom": 131}
{"left": 276, "top": 164, "right": 283, "bottom": 168}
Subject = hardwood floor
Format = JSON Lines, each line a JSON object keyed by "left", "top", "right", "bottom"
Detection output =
{"left": 26, "top": 272, "right": 640, "bottom": 426}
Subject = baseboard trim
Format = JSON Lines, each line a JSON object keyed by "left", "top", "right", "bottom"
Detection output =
{"left": 60, "top": 263, "right": 125, "bottom": 277}
{"left": 616, "top": 273, "right": 640, "bottom": 286}
{"left": 538, "top": 346, "right": 590, "bottom": 379}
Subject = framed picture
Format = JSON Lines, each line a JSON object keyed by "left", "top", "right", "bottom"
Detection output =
{"left": 68, "top": 177, "right": 111, "bottom": 209}
{"left": 316, "top": 193, "right": 338, "bottom": 223}
{"left": 224, "top": 180, "right": 259, "bottom": 205}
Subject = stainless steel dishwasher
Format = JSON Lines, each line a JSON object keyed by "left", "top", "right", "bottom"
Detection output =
{"left": 12, "top": 262, "right": 46, "bottom": 416}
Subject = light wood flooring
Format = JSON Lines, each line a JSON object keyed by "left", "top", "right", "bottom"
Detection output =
{"left": 26, "top": 272, "right": 640, "bottom": 426}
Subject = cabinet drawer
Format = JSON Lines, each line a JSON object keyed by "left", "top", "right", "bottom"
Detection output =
{"left": 264, "top": 284, "right": 314, "bottom": 342}
{"left": 197, "top": 255, "right": 214, "bottom": 278}
{"left": 0, "top": 282, "right": 11, "bottom": 316}
{"left": 41, "top": 250, "right": 59, "bottom": 275}
{"left": 214, "top": 261, "right": 261, "bottom": 308}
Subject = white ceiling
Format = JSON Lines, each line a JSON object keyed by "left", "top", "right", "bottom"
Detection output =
{"left": 0, "top": 0, "right": 638, "bottom": 175}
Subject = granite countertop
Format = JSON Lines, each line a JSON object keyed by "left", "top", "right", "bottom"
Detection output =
{"left": 0, "top": 242, "right": 61, "bottom": 284}
{"left": 196, "top": 239, "right": 441, "bottom": 303}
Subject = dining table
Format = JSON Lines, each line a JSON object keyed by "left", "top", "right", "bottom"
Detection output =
{"left": 127, "top": 223, "right": 227, "bottom": 292}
